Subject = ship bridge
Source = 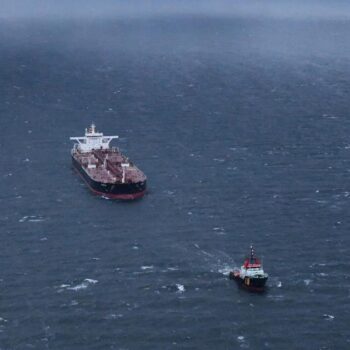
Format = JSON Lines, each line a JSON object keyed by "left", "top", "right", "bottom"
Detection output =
{"left": 70, "top": 124, "right": 118, "bottom": 153}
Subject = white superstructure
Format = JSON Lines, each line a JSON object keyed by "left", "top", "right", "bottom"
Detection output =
{"left": 70, "top": 124, "right": 118, "bottom": 153}
{"left": 239, "top": 265, "right": 267, "bottom": 279}
{"left": 238, "top": 245, "right": 268, "bottom": 279}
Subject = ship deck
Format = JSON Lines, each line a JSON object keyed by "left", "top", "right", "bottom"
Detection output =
{"left": 73, "top": 149, "right": 146, "bottom": 184}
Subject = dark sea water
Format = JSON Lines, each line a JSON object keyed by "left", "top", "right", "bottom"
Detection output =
{"left": 1, "top": 11, "right": 350, "bottom": 350}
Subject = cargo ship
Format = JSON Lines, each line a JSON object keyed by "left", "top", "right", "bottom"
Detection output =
{"left": 70, "top": 124, "right": 146, "bottom": 200}
{"left": 229, "top": 245, "right": 268, "bottom": 292}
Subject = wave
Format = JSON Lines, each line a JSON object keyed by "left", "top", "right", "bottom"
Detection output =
{"left": 176, "top": 284, "right": 185, "bottom": 293}
{"left": 57, "top": 279, "right": 98, "bottom": 292}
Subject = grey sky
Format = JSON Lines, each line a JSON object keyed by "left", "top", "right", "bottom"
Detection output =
{"left": 1, "top": 0, "right": 350, "bottom": 20}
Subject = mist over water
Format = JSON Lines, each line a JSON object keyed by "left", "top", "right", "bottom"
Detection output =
{"left": 1, "top": 0, "right": 350, "bottom": 20}
{"left": 0, "top": 1, "right": 350, "bottom": 349}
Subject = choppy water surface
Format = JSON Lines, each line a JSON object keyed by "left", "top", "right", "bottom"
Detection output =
{"left": 1, "top": 11, "right": 350, "bottom": 350}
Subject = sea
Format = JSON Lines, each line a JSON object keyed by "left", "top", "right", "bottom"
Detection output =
{"left": 0, "top": 3, "right": 350, "bottom": 349}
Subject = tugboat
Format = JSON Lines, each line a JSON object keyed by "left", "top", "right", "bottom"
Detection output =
{"left": 70, "top": 124, "right": 146, "bottom": 200}
{"left": 229, "top": 245, "right": 268, "bottom": 292}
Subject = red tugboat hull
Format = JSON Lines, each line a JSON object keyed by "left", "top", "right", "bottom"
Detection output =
{"left": 229, "top": 271, "right": 267, "bottom": 293}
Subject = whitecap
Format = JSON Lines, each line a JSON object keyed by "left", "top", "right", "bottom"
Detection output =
{"left": 323, "top": 314, "right": 335, "bottom": 320}
{"left": 268, "top": 295, "right": 284, "bottom": 301}
{"left": 176, "top": 284, "right": 185, "bottom": 293}
{"left": 214, "top": 231, "right": 226, "bottom": 235}
{"left": 56, "top": 285, "right": 69, "bottom": 293}
{"left": 28, "top": 218, "right": 45, "bottom": 222}
{"left": 218, "top": 266, "right": 233, "bottom": 276}
{"left": 105, "top": 313, "right": 123, "bottom": 320}
{"left": 199, "top": 249, "right": 213, "bottom": 258}
{"left": 277, "top": 281, "right": 282, "bottom": 288}
{"left": 84, "top": 279, "right": 98, "bottom": 284}
{"left": 163, "top": 190, "right": 175, "bottom": 195}
{"left": 67, "top": 279, "right": 98, "bottom": 291}
{"left": 167, "top": 267, "right": 179, "bottom": 271}
{"left": 213, "top": 227, "right": 226, "bottom": 235}
{"left": 19, "top": 215, "right": 45, "bottom": 223}
{"left": 68, "top": 283, "right": 88, "bottom": 291}
{"left": 316, "top": 200, "right": 328, "bottom": 204}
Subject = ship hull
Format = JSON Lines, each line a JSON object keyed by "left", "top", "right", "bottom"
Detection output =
{"left": 229, "top": 272, "right": 267, "bottom": 292}
{"left": 72, "top": 156, "right": 146, "bottom": 200}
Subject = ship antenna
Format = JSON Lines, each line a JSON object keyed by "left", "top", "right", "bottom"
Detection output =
{"left": 250, "top": 244, "right": 254, "bottom": 261}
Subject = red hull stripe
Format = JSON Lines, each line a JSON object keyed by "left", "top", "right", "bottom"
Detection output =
{"left": 89, "top": 186, "right": 146, "bottom": 200}
{"left": 73, "top": 165, "right": 146, "bottom": 200}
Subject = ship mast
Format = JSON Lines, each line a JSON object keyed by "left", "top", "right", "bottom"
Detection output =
{"left": 250, "top": 245, "right": 254, "bottom": 260}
